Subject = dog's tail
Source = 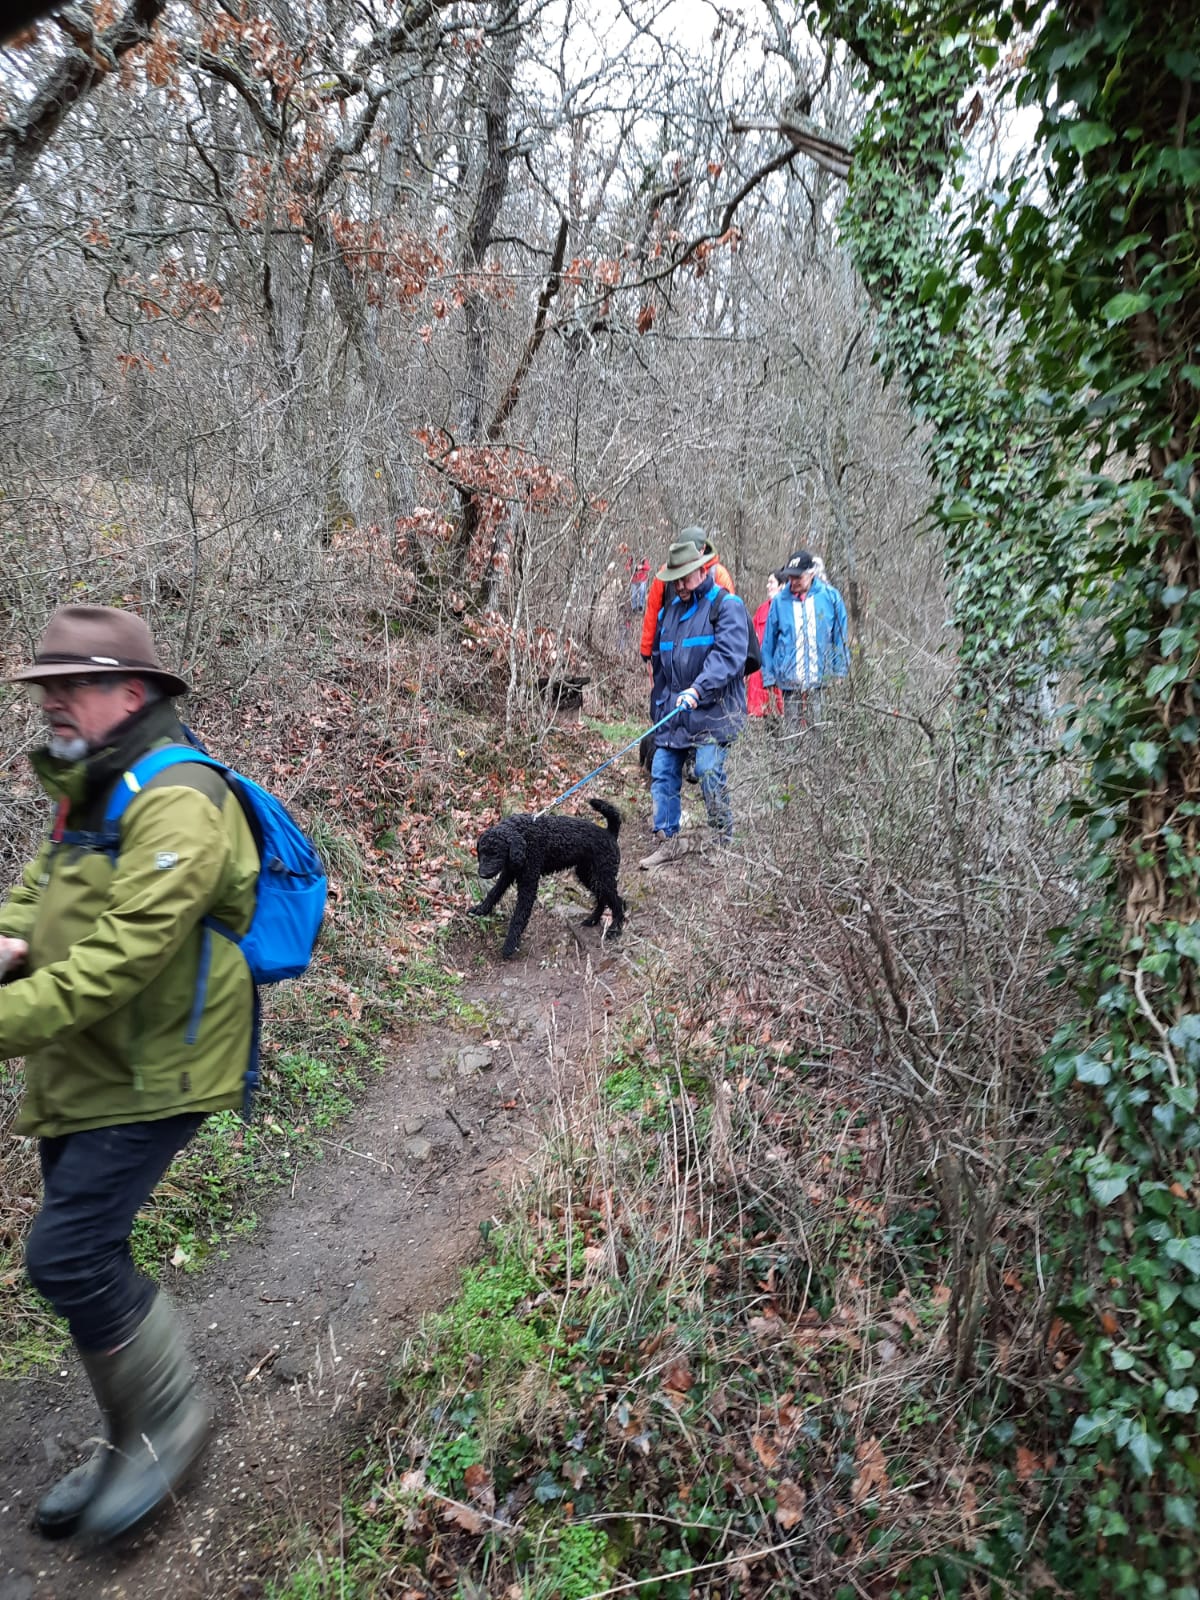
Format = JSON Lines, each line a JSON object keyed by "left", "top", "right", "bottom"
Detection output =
{"left": 588, "top": 797, "right": 622, "bottom": 836}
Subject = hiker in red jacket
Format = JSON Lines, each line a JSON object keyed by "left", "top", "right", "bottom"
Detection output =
{"left": 746, "top": 572, "right": 783, "bottom": 718}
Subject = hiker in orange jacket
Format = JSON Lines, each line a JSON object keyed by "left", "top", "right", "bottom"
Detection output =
{"left": 639, "top": 534, "right": 735, "bottom": 660}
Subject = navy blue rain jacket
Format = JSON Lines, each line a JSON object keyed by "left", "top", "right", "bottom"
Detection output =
{"left": 651, "top": 580, "right": 749, "bottom": 749}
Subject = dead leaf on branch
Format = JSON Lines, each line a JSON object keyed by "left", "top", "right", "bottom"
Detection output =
{"left": 746, "top": 1310, "right": 784, "bottom": 1342}
{"left": 1015, "top": 1445, "right": 1049, "bottom": 1482}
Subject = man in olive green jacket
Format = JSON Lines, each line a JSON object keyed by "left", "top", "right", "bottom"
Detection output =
{"left": 0, "top": 605, "right": 259, "bottom": 1543}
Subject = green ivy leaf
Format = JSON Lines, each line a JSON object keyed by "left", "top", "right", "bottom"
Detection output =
{"left": 1101, "top": 291, "right": 1153, "bottom": 324}
{"left": 1068, "top": 121, "right": 1115, "bottom": 155}
{"left": 1074, "top": 1053, "right": 1111, "bottom": 1085}
{"left": 1165, "top": 1495, "right": 1197, "bottom": 1530}
{"left": 1164, "top": 1386, "right": 1198, "bottom": 1414}
{"left": 1168, "top": 1015, "right": 1200, "bottom": 1060}
{"left": 1069, "top": 1410, "right": 1114, "bottom": 1447}
{"left": 1089, "top": 1173, "right": 1131, "bottom": 1206}
{"left": 1126, "top": 1426, "right": 1161, "bottom": 1475}
{"left": 1129, "top": 741, "right": 1161, "bottom": 773}
{"left": 1146, "top": 661, "right": 1184, "bottom": 697}
{"left": 1165, "top": 1237, "right": 1200, "bottom": 1277}
{"left": 533, "top": 1472, "right": 565, "bottom": 1504}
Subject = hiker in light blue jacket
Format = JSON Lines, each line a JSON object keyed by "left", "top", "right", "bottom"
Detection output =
{"left": 760, "top": 550, "right": 849, "bottom": 742}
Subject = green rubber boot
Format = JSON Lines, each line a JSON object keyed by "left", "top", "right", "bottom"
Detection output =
{"left": 74, "top": 1292, "right": 212, "bottom": 1543}
{"left": 36, "top": 1333, "right": 119, "bottom": 1538}
{"left": 36, "top": 1443, "right": 110, "bottom": 1539}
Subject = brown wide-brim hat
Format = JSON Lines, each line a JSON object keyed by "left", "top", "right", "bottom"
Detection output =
{"left": 657, "top": 530, "right": 711, "bottom": 583}
{"left": 8, "top": 605, "right": 190, "bottom": 696}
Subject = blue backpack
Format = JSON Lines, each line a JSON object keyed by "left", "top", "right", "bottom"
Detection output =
{"left": 70, "top": 744, "right": 327, "bottom": 1114}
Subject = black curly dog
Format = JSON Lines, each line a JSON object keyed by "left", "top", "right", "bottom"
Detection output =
{"left": 470, "top": 798, "right": 625, "bottom": 959}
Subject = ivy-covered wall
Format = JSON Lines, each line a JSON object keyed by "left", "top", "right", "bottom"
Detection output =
{"left": 810, "top": 0, "right": 1200, "bottom": 1590}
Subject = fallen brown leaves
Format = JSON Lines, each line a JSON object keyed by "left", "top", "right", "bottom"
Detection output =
{"left": 773, "top": 1480, "right": 807, "bottom": 1529}
{"left": 851, "top": 1436, "right": 890, "bottom": 1506}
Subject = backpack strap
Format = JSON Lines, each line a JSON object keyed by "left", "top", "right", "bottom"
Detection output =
{"left": 709, "top": 587, "right": 759, "bottom": 673}
{"left": 103, "top": 746, "right": 227, "bottom": 827}
{"left": 709, "top": 587, "right": 738, "bottom": 630}
{"left": 55, "top": 821, "right": 124, "bottom": 857}
{"left": 56, "top": 746, "right": 226, "bottom": 862}
{"left": 96, "top": 747, "right": 238, "bottom": 1048}
{"left": 56, "top": 741, "right": 266, "bottom": 1121}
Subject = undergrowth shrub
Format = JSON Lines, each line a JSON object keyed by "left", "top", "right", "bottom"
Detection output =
{"left": 263, "top": 928, "right": 1057, "bottom": 1596}
{"left": 717, "top": 693, "right": 1084, "bottom": 1588}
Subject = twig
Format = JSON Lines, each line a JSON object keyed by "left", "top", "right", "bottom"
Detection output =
{"left": 421, "top": 1484, "right": 516, "bottom": 1530}
{"left": 314, "top": 1136, "right": 395, "bottom": 1171}
{"left": 446, "top": 1107, "right": 471, "bottom": 1139}
{"left": 243, "top": 1345, "right": 280, "bottom": 1383}
{"left": 1132, "top": 964, "right": 1181, "bottom": 1088}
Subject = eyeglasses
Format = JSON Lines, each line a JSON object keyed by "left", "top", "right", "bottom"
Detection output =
{"left": 24, "top": 675, "right": 123, "bottom": 706}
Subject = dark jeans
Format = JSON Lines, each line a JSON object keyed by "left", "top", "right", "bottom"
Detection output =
{"left": 26, "top": 1113, "right": 205, "bottom": 1351}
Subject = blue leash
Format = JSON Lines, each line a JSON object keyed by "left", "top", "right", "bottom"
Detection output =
{"left": 534, "top": 706, "right": 683, "bottom": 817}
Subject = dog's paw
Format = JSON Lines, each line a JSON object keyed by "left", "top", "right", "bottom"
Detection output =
{"left": 500, "top": 945, "right": 521, "bottom": 960}
{"left": 581, "top": 913, "right": 601, "bottom": 927}
{"left": 468, "top": 903, "right": 489, "bottom": 917}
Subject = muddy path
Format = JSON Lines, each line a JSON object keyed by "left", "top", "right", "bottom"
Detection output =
{"left": 0, "top": 893, "right": 638, "bottom": 1600}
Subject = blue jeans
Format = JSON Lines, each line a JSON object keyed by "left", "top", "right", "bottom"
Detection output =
{"left": 26, "top": 1113, "right": 205, "bottom": 1350}
{"left": 651, "top": 742, "right": 732, "bottom": 840}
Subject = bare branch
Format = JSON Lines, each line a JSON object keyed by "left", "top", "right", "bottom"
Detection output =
{"left": 181, "top": 42, "right": 283, "bottom": 142}
{"left": 487, "top": 212, "right": 569, "bottom": 439}
{"left": 0, "top": 0, "right": 167, "bottom": 206}
{"left": 730, "top": 116, "right": 852, "bottom": 181}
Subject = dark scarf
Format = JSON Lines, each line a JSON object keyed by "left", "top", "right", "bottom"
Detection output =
{"left": 29, "top": 698, "right": 189, "bottom": 825}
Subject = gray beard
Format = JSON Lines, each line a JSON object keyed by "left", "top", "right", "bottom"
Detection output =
{"left": 46, "top": 733, "right": 89, "bottom": 762}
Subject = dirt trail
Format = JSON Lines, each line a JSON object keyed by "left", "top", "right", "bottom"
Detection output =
{"left": 0, "top": 897, "right": 636, "bottom": 1600}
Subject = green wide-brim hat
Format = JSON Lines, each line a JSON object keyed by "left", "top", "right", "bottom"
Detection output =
{"left": 656, "top": 532, "right": 710, "bottom": 583}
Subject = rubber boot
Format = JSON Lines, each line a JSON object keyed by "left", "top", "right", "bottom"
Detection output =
{"left": 75, "top": 1292, "right": 212, "bottom": 1543}
{"left": 36, "top": 1443, "right": 110, "bottom": 1539}
{"left": 36, "top": 1330, "right": 120, "bottom": 1537}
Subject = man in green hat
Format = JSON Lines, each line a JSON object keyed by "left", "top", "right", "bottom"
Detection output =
{"left": 640, "top": 534, "right": 750, "bottom": 867}
{"left": 0, "top": 604, "right": 261, "bottom": 1543}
